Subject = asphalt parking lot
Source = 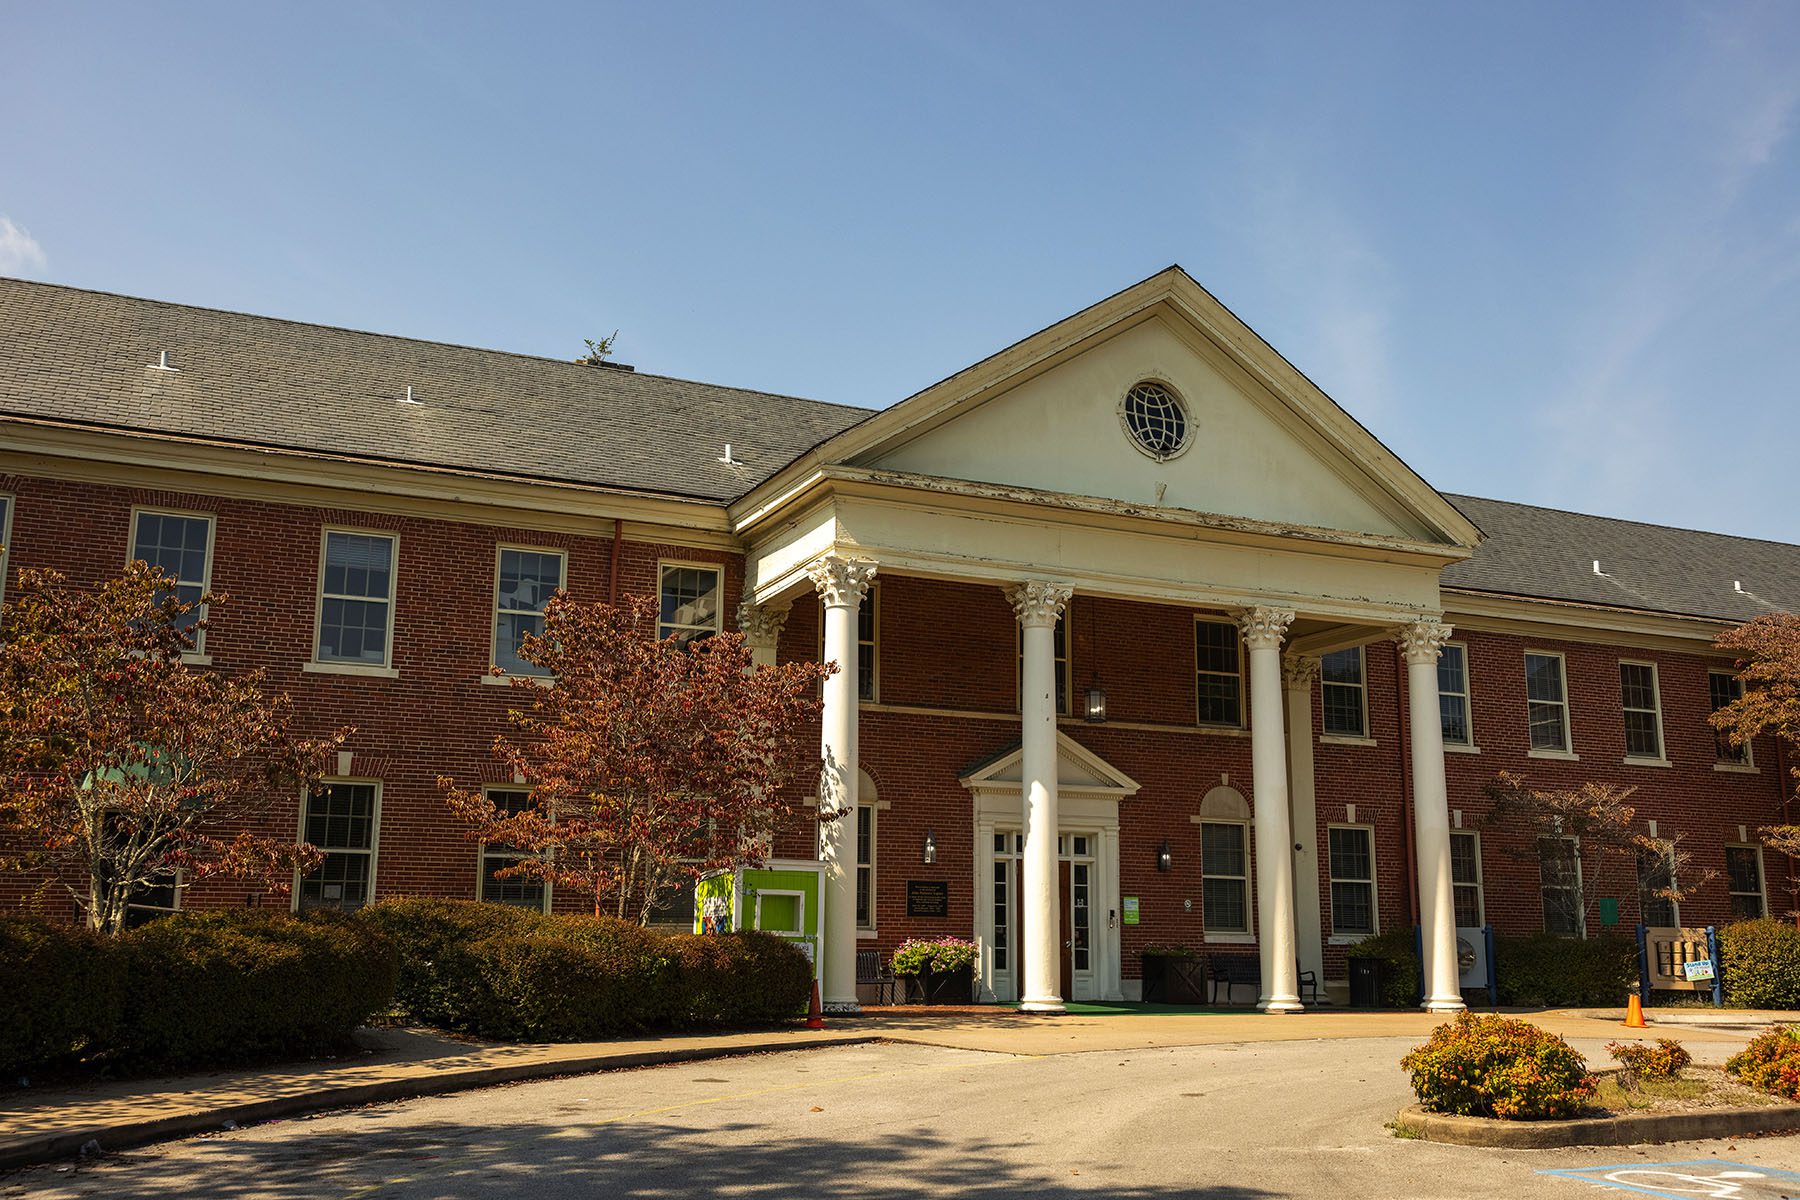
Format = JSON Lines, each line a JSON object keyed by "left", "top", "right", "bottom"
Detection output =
{"left": 5, "top": 1034, "right": 1798, "bottom": 1199}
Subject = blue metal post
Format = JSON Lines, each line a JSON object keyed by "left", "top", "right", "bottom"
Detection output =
{"left": 1413, "top": 924, "right": 1425, "bottom": 1006}
{"left": 1707, "top": 925, "right": 1723, "bottom": 1008}
{"left": 1484, "top": 925, "right": 1497, "bottom": 1008}
{"left": 1636, "top": 923, "right": 1651, "bottom": 1004}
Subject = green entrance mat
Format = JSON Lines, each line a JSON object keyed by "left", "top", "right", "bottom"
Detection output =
{"left": 1048, "top": 1001, "right": 1246, "bottom": 1016}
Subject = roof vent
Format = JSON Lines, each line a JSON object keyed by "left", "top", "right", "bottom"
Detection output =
{"left": 1735, "top": 580, "right": 1748, "bottom": 594}
{"left": 148, "top": 350, "right": 179, "bottom": 372}
{"left": 717, "top": 443, "right": 739, "bottom": 465}
{"left": 399, "top": 386, "right": 421, "bottom": 405}
{"left": 1592, "top": 559, "right": 1604, "bottom": 576}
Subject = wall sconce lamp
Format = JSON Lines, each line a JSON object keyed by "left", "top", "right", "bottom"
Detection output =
{"left": 923, "top": 829, "right": 937, "bottom": 865}
{"left": 1156, "top": 840, "right": 1173, "bottom": 872}
{"left": 1084, "top": 679, "right": 1108, "bottom": 724}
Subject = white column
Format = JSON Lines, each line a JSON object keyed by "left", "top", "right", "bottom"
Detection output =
{"left": 1007, "top": 580, "right": 1073, "bottom": 1015}
{"left": 1400, "top": 616, "right": 1466, "bottom": 1014}
{"left": 1283, "top": 653, "right": 1325, "bottom": 999}
{"left": 736, "top": 601, "right": 790, "bottom": 670}
{"left": 810, "top": 555, "right": 875, "bottom": 1014}
{"left": 1239, "top": 606, "right": 1302, "bottom": 1013}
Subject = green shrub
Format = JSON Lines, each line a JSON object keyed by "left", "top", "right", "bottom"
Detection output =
{"left": 463, "top": 915, "right": 672, "bottom": 1040}
{"left": 1346, "top": 928, "right": 1420, "bottom": 1008}
{"left": 1720, "top": 920, "right": 1800, "bottom": 1010}
{"left": 1494, "top": 934, "right": 1635, "bottom": 1007}
{"left": 1727, "top": 1026, "right": 1800, "bottom": 1100}
{"left": 0, "top": 916, "right": 125, "bottom": 1077}
{"left": 118, "top": 910, "right": 398, "bottom": 1069}
{"left": 665, "top": 931, "right": 812, "bottom": 1027}
{"left": 357, "top": 897, "right": 543, "bottom": 1029}
{"left": 1606, "top": 1038, "right": 1691, "bottom": 1083}
{"left": 1402, "top": 1012, "right": 1597, "bottom": 1119}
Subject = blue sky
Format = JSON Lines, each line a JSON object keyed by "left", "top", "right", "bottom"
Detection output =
{"left": 4, "top": 3, "right": 1798, "bottom": 539}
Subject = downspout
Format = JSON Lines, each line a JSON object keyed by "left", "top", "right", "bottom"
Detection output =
{"left": 1396, "top": 642, "right": 1420, "bottom": 926}
{"left": 608, "top": 518, "right": 624, "bottom": 604}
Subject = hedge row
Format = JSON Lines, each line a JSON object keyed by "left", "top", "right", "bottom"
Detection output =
{"left": 0, "top": 910, "right": 398, "bottom": 1079}
{"left": 1345, "top": 930, "right": 1635, "bottom": 1007}
{"left": 356, "top": 898, "right": 812, "bottom": 1041}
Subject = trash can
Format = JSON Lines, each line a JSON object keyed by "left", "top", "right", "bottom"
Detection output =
{"left": 1348, "top": 956, "right": 1387, "bottom": 1008}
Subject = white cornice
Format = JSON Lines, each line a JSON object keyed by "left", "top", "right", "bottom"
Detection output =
{"left": 1443, "top": 588, "right": 1731, "bottom": 652}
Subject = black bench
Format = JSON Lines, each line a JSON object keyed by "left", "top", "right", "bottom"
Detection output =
{"left": 1208, "top": 956, "right": 1320, "bottom": 1006}
{"left": 856, "top": 948, "right": 897, "bottom": 1006}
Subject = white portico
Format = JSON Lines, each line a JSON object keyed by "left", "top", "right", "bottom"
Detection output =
{"left": 730, "top": 267, "right": 1482, "bottom": 1012}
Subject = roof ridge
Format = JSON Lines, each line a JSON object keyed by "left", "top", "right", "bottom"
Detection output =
{"left": 1446, "top": 492, "right": 1799, "bottom": 553}
{"left": 0, "top": 274, "right": 880, "bottom": 419}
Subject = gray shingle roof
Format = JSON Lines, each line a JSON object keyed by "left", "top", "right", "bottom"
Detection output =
{"left": 1444, "top": 494, "right": 1800, "bottom": 623}
{"left": 0, "top": 277, "right": 874, "bottom": 503}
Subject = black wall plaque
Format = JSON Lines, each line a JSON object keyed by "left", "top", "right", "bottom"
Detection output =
{"left": 906, "top": 880, "right": 949, "bottom": 918}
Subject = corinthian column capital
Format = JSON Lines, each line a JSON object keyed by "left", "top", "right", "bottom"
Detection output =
{"left": 1235, "top": 605, "right": 1296, "bottom": 651}
{"left": 1005, "top": 580, "right": 1074, "bottom": 628}
{"left": 1395, "top": 616, "right": 1453, "bottom": 664}
{"left": 808, "top": 555, "right": 877, "bottom": 608}
{"left": 1282, "top": 653, "right": 1321, "bottom": 689}
{"left": 736, "top": 601, "right": 790, "bottom": 649}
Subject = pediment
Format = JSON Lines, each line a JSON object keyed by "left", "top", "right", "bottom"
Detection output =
{"left": 820, "top": 268, "right": 1479, "bottom": 550}
{"left": 958, "top": 732, "right": 1141, "bottom": 800}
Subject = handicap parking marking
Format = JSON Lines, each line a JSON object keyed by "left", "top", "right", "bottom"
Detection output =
{"left": 1539, "top": 1160, "right": 1800, "bottom": 1199}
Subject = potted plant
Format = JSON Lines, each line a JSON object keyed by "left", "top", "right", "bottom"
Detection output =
{"left": 1140, "top": 943, "right": 1205, "bottom": 1004}
{"left": 892, "top": 936, "right": 978, "bottom": 1005}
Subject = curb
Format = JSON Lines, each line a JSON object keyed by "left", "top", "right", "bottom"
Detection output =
{"left": 0, "top": 1034, "right": 882, "bottom": 1171}
{"left": 1573, "top": 1009, "right": 1791, "bottom": 1028}
{"left": 1394, "top": 1102, "right": 1800, "bottom": 1148}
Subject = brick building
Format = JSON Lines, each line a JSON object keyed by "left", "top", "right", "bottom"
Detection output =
{"left": 1, "top": 266, "right": 1794, "bottom": 1012}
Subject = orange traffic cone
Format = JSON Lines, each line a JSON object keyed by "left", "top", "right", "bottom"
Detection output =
{"left": 1624, "top": 993, "right": 1647, "bottom": 1028}
{"left": 806, "top": 980, "right": 826, "bottom": 1030}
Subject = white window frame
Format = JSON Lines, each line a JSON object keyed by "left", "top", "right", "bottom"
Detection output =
{"left": 0, "top": 491, "right": 15, "bottom": 606}
{"left": 817, "top": 583, "right": 879, "bottom": 702}
{"left": 657, "top": 560, "right": 723, "bottom": 645}
{"left": 1199, "top": 818, "right": 1252, "bottom": 936}
{"left": 1524, "top": 650, "right": 1574, "bottom": 758}
{"left": 1618, "top": 659, "right": 1669, "bottom": 765}
{"left": 855, "top": 802, "right": 877, "bottom": 930}
{"left": 293, "top": 778, "right": 382, "bottom": 912}
{"left": 1538, "top": 834, "right": 1585, "bottom": 936}
{"left": 1449, "top": 829, "right": 1485, "bottom": 928}
{"left": 310, "top": 527, "right": 400, "bottom": 675}
{"left": 1194, "top": 617, "right": 1246, "bottom": 729}
{"left": 491, "top": 544, "right": 566, "bottom": 678}
{"left": 1726, "top": 843, "right": 1768, "bottom": 919}
{"left": 1320, "top": 646, "right": 1371, "bottom": 743}
{"left": 753, "top": 888, "right": 806, "bottom": 935}
{"left": 1327, "top": 823, "right": 1378, "bottom": 940}
{"left": 1439, "top": 641, "right": 1476, "bottom": 751}
{"left": 1709, "top": 670, "right": 1756, "bottom": 770}
{"left": 1016, "top": 612, "right": 1072, "bottom": 717}
{"left": 476, "top": 786, "right": 552, "bottom": 913}
{"left": 127, "top": 506, "right": 217, "bottom": 662}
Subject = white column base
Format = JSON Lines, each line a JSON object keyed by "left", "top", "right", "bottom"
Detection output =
{"left": 1019, "top": 999, "right": 1067, "bottom": 1015}
{"left": 1422, "top": 996, "right": 1467, "bottom": 1014}
{"left": 1257, "top": 997, "right": 1305, "bottom": 1014}
{"left": 823, "top": 999, "right": 864, "bottom": 1016}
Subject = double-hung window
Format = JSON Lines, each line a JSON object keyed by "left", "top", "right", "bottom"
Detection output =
{"left": 317, "top": 531, "right": 397, "bottom": 667}
{"left": 855, "top": 803, "right": 876, "bottom": 928}
{"left": 479, "top": 789, "right": 548, "bottom": 910}
{"left": 1328, "top": 826, "right": 1376, "bottom": 936}
{"left": 1539, "top": 836, "right": 1582, "bottom": 935}
{"left": 1450, "top": 830, "right": 1484, "bottom": 928}
{"left": 1195, "top": 619, "right": 1243, "bottom": 727}
{"left": 1710, "top": 671, "right": 1752, "bottom": 765}
{"left": 1016, "top": 613, "right": 1070, "bottom": 716}
{"left": 1321, "top": 647, "right": 1368, "bottom": 739}
{"left": 1637, "top": 845, "right": 1678, "bottom": 927}
{"left": 857, "top": 587, "right": 878, "bottom": 701}
{"left": 297, "top": 782, "right": 379, "bottom": 911}
{"left": 1201, "top": 820, "right": 1250, "bottom": 934}
{"left": 1439, "top": 643, "right": 1473, "bottom": 748}
{"left": 1619, "top": 661, "right": 1665, "bottom": 761}
{"left": 131, "top": 509, "right": 214, "bottom": 651}
{"left": 494, "top": 548, "right": 564, "bottom": 675}
{"left": 1727, "top": 846, "right": 1767, "bottom": 919}
{"left": 659, "top": 563, "right": 721, "bottom": 647}
{"left": 1525, "top": 652, "right": 1571, "bottom": 753}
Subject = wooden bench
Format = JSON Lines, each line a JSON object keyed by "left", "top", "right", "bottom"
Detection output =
{"left": 857, "top": 949, "right": 898, "bottom": 1006}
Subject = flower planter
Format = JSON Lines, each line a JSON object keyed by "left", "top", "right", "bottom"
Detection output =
{"left": 1141, "top": 953, "right": 1206, "bottom": 1004}
{"left": 899, "top": 963, "right": 974, "bottom": 1005}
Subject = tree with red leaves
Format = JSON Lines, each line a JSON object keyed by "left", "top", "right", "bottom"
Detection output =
{"left": 0, "top": 562, "right": 345, "bottom": 934}
{"left": 1713, "top": 613, "right": 1800, "bottom": 869}
{"left": 442, "top": 592, "right": 831, "bottom": 925}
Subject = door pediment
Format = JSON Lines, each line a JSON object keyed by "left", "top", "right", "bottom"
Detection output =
{"left": 959, "top": 732, "right": 1140, "bottom": 802}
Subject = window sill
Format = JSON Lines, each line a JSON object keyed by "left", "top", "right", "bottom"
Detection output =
{"left": 1622, "top": 756, "right": 1672, "bottom": 769}
{"left": 180, "top": 652, "right": 213, "bottom": 667}
{"left": 1320, "top": 735, "right": 1378, "bottom": 748}
{"left": 1204, "top": 932, "right": 1255, "bottom": 945}
{"left": 304, "top": 661, "right": 399, "bottom": 679}
{"left": 1527, "top": 748, "right": 1579, "bottom": 761}
{"left": 1714, "top": 762, "right": 1760, "bottom": 775}
{"left": 1443, "top": 742, "right": 1481, "bottom": 755}
{"left": 857, "top": 929, "right": 878, "bottom": 940}
{"left": 481, "top": 673, "right": 553, "bottom": 688}
{"left": 1328, "top": 934, "right": 1375, "bottom": 946}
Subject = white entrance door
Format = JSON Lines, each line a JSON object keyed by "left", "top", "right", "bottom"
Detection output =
{"left": 983, "top": 830, "right": 1103, "bottom": 1003}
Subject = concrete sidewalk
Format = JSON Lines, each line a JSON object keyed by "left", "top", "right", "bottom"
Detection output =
{"left": 0, "top": 1005, "right": 1749, "bottom": 1170}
